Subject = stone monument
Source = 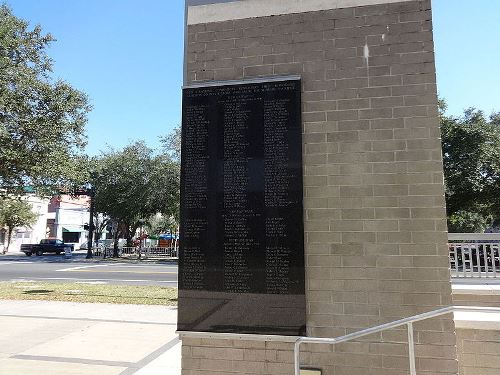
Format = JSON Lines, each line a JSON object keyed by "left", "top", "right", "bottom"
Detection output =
{"left": 179, "top": 0, "right": 457, "bottom": 374}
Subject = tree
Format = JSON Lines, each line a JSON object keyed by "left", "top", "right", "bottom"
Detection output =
{"left": 159, "top": 126, "right": 181, "bottom": 224}
{"left": 447, "top": 211, "right": 490, "bottom": 233}
{"left": 0, "top": 5, "right": 91, "bottom": 196}
{"left": 92, "top": 140, "right": 179, "bottom": 255}
{"left": 146, "top": 214, "right": 178, "bottom": 237}
{"left": 0, "top": 197, "right": 38, "bottom": 253}
{"left": 92, "top": 213, "right": 110, "bottom": 246}
{"left": 440, "top": 101, "right": 500, "bottom": 232}
{"left": 160, "top": 126, "right": 181, "bottom": 161}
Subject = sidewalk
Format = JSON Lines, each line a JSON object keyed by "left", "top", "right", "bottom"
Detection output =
{"left": 0, "top": 300, "right": 180, "bottom": 375}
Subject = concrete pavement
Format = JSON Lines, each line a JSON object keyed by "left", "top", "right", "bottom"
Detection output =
{"left": 1, "top": 281, "right": 500, "bottom": 375}
{"left": 0, "top": 300, "right": 180, "bottom": 375}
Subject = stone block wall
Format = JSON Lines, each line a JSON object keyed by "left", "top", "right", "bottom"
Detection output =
{"left": 182, "top": 0, "right": 457, "bottom": 373}
{"left": 453, "top": 291, "right": 500, "bottom": 308}
{"left": 456, "top": 328, "right": 500, "bottom": 375}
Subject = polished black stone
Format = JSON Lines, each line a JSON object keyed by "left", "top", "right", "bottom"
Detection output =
{"left": 178, "top": 78, "right": 305, "bottom": 336}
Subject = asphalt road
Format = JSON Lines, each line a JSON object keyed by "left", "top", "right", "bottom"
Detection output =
{"left": 0, "top": 252, "right": 178, "bottom": 287}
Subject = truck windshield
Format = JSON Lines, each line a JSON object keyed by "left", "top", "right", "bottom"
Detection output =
{"left": 40, "top": 239, "right": 60, "bottom": 244}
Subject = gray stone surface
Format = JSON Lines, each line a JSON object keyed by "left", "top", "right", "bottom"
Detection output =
{"left": 0, "top": 300, "right": 180, "bottom": 375}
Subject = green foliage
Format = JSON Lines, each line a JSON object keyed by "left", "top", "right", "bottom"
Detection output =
{"left": 447, "top": 210, "right": 490, "bottom": 233}
{"left": 146, "top": 214, "right": 177, "bottom": 236}
{"left": 0, "top": 197, "right": 38, "bottom": 251}
{"left": 160, "top": 126, "right": 181, "bottom": 161}
{"left": 92, "top": 140, "right": 179, "bottom": 246}
{"left": 0, "top": 4, "right": 91, "bottom": 196}
{"left": 440, "top": 102, "right": 500, "bottom": 232}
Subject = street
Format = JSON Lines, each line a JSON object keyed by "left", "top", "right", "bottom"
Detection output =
{"left": 0, "top": 253, "right": 178, "bottom": 287}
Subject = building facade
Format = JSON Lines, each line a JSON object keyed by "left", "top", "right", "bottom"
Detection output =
{"left": 47, "top": 195, "right": 91, "bottom": 246}
{"left": 0, "top": 195, "right": 50, "bottom": 253}
{"left": 1, "top": 194, "right": 91, "bottom": 253}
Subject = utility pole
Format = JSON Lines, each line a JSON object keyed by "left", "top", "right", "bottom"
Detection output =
{"left": 86, "top": 188, "right": 95, "bottom": 259}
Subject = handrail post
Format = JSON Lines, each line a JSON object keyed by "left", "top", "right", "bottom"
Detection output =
{"left": 407, "top": 322, "right": 416, "bottom": 375}
{"left": 294, "top": 339, "right": 301, "bottom": 375}
{"left": 292, "top": 307, "right": 500, "bottom": 375}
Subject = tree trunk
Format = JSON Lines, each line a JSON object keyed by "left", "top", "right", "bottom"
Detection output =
{"left": 126, "top": 233, "right": 133, "bottom": 247}
{"left": 5, "top": 226, "right": 13, "bottom": 254}
{"left": 113, "top": 230, "right": 120, "bottom": 258}
{"left": 125, "top": 223, "right": 137, "bottom": 248}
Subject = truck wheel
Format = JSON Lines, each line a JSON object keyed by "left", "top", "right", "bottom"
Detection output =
{"left": 26, "top": 252, "right": 32, "bottom": 257}
{"left": 36, "top": 249, "right": 43, "bottom": 256}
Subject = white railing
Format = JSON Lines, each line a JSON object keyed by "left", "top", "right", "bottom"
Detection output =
{"left": 120, "top": 247, "right": 137, "bottom": 256}
{"left": 94, "top": 246, "right": 178, "bottom": 259}
{"left": 294, "top": 306, "right": 500, "bottom": 375}
{"left": 140, "top": 246, "right": 178, "bottom": 258}
{"left": 448, "top": 233, "right": 500, "bottom": 278}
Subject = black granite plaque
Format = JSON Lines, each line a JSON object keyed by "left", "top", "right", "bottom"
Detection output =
{"left": 178, "top": 78, "right": 305, "bottom": 336}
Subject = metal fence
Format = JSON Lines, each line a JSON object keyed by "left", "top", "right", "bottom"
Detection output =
{"left": 139, "top": 247, "right": 178, "bottom": 258}
{"left": 93, "top": 246, "right": 177, "bottom": 259}
{"left": 449, "top": 233, "right": 500, "bottom": 278}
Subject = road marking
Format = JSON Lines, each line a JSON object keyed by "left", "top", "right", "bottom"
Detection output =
{"left": 64, "top": 269, "right": 177, "bottom": 275}
{"left": 92, "top": 264, "right": 178, "bottom": 269}
{"left": 13, "top": 277, "right": 178, "bottom": 284}
{"left": 0, "top": 261, "right": 34, "bottom": 265}
{"left": 56, "top": 264, "right": 109, "bottom": 272}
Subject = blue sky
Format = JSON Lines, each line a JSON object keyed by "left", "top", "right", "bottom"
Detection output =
{"left": 6, "top": 0, "right": 499, "bottom": 155}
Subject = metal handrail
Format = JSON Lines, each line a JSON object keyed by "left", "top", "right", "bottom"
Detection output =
{"left": 294, "top": 306, "right": 500, "bottom": 375}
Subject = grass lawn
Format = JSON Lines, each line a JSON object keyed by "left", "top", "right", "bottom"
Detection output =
{"left": 0, "top": 281, "right": 177, "bottom": 306}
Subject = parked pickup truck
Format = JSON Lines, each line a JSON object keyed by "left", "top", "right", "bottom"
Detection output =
{"left": 21, "top": 239, "right": 74, "bottom": 256}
